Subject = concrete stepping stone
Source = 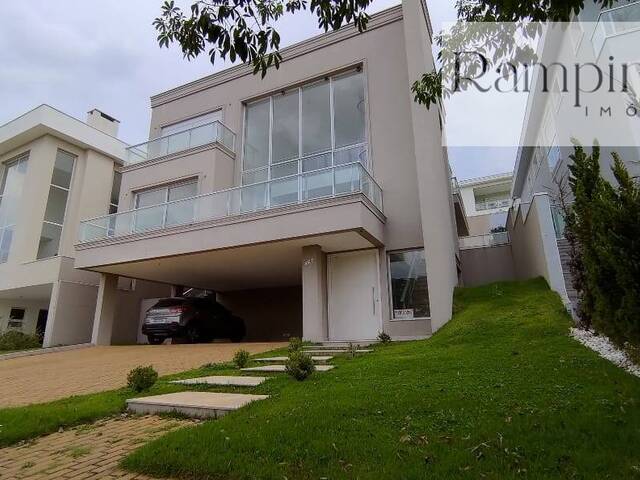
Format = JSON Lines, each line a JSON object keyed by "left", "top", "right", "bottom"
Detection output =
{"left": 127, "top": 391, "right": 268, "bottom": 419}
{"left": 255, "top": 356, "right": 333, "bottom": 363}
{"left": 304, "top": 349, "right": 372, "bottom": 355}
{"left": 241, "top": 364, "right": 335, "bottom": 373}
{"left": 170, "top": 375, "right": 268, "bottom": 387}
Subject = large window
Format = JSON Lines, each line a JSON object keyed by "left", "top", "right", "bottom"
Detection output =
{"left": 242, "top": 69, "right": 368, "bottom": 192}
{"left": 0, "top": 154, "right": 29, "bottom": 263}
{"left": 389, "top": 249, "right": 430, "bottom": 320}
{"left": 133, "top": 179, "right": 198, "bottom": 232}
{"left": 37, "top": 150, "right": 75, "bottom": 259}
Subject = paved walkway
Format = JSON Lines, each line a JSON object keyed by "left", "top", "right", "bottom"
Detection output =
{"left": 0, "top": 415, "right": 190, "bottom": 479}
{"left": 0, "top": 343, "right": 284, "bottom": 408}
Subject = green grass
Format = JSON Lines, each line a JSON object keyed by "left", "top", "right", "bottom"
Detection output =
{"left": 0, "top": 350, "right": 288, "bottom": 447}
{"left": 122, "top": 279, "right": 640, "bottom": 479}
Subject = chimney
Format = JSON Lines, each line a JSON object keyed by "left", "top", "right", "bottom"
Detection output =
{"left": 86, "top": 109, "right": 120, "bottom": 137}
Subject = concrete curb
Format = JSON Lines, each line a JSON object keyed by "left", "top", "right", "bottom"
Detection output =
{"left": 0, "top": 343, "right": 92, "bottom": 361}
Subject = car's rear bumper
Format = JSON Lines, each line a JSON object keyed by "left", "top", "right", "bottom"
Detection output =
{"left": 141, "top": 322, "right": 184, "bottom": 337}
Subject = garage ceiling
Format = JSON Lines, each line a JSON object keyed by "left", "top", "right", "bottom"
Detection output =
{"left": 96, "top": 231, "right": 373, "bottom": 291}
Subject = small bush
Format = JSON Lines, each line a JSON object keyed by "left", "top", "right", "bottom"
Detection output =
{"left": 377, "top": 331, "right": 392, "bottom": 344}
{"left": 0, "top": 331, "right": 41, "bottom": 352}
{"left": 288, "top": 336, "right": 303, "bottom": 354}
{"left": 285, "top": 351, "right": 315, "bottom": 381}
{"left": 127, "top": 366, "right": 158, "bottom": 392}
{"left": 233, "top": 349, "right": 251, "bottom": 368}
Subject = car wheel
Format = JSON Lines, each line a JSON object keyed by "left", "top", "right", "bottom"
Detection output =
{"left": 147, "top": 335, "right": 164, "bottom": 345}
{"left": 186, "top": 326, "right": 199, "bottom": 344}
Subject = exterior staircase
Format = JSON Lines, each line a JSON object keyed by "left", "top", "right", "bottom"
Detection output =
{"left": 557, "top": 238, "right": 579, "bottom": 308}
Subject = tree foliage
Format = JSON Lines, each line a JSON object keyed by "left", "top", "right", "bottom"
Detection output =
{"left": 565, "top": 145, "right": 640, "bottom": 349}
{"left": 154, "top": 1, "right": 628, "bottom": 107}
{"left": 154, "top": 0, "right": 373, "bottom": 78}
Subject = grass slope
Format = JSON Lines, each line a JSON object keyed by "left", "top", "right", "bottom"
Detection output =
{"left": 123, "top": 279, "right": 640, "bottom": 479}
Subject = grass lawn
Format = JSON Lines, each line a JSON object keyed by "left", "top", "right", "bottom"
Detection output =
{"left": 122, "top": 279, "right": 640, "bottom": 479}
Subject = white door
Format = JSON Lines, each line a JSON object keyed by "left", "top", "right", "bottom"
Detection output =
{"left": 328, "top": 250, "right": 381, "bottom": 341}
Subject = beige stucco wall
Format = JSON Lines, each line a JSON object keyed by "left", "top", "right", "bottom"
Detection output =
{"left": 460, "top": 245, "right": 516, "bottom": 287}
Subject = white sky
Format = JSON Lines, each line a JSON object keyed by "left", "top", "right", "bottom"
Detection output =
{"left": 0, "top": 1, "right": 523, "bottom": 180}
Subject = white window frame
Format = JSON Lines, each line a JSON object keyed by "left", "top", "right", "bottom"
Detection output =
{"left": 387, "top": 247, "right": 431, "bottom": 322}
{"left": 0, "top": 153, "right": 29, "bottom": 264}
{"left": 240, "top": 68, "right": 370, "bottom": 187}
{"left": 37, "top": 149, "right": 76, "bottom": 260}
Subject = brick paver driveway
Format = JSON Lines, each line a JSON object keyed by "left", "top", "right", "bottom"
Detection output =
{"left": 0, "top": 343, "right": 283, "bottom": 408}
{"left": 0, "top": 415, "right": 191, "bottom": 479}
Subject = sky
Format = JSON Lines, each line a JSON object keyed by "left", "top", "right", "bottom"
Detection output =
{"left": 0, "top": 1, "right": 522, "bottom": 180}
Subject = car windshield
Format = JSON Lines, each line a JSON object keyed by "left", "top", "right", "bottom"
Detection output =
{"left": 152, "top": 299, "right": 185, "bottom": 308}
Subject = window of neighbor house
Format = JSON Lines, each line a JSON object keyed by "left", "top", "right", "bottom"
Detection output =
{"left": 37, "top": 150, "right": 75, "bottom": 260}
{"left": 0, "top": 153, "right": 28, "bottom": 263}
{"left": 109, "top": 171, "right": 122, "bottom": 214}
{"left": 8, "top": 308, "right": 25, "bottom": 328}
{"left": 389, "top": 249, "right": 430, "bottom": 320}
{"left": 242, "top": 69, "right": 368, "bottom": 204}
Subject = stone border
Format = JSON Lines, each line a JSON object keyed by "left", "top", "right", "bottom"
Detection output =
{"left": 0, "top": 343, "right": 92, "bottom": 361}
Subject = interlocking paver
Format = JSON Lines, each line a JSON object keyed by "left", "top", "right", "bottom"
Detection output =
{"left": 0, "top": 342, "right": 284, "bottom": 408}
{"left": 0, "top": 415, "right": 192, "bottom": 479}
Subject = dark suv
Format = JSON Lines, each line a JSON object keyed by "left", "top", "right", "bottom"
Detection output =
{"left": 142, "top": 297, "right": 245, "bottom": 345}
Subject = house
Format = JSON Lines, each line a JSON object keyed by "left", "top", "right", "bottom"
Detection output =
{"left": 0, "top": 105, "right": 171, "bottom": 346}
{"left": 458, "top": 172, "right": 512, "bottom": 236}
{"left": 509, "top": 0, "right": 640, "bottom": 308}
{"left": 72, "top": 0, "right": 464, "bottom": 345}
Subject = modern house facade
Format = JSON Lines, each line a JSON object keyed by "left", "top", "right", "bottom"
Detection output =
{"left": 73, "top": 0, "right": 463, "bottom": 345}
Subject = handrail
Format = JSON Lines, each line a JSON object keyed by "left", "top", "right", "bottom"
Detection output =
{"left": 79, "top": 162, "right": 383, "bottom": 243}
{"left": 459, "top": 232, "right": 510, "bottom": 250}
{"left": 124, "top": 120, "right": 236, "bottom": 164}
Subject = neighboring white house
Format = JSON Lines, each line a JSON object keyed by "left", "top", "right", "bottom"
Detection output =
{"left": 0, "top": 105, "right": 170, "bottom": 346}
{"left": 458, "top": 172, "right": 513, "bottom": 236}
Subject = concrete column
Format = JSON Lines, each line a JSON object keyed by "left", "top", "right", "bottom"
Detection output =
{"left": 43, "top": 281, "right": 99, "bottom": 348}
{"left": 91, "top": 273, "right": 118, "bottom": 345}
{"left": 301, "top": 245, "right": 328, "bottom": 342}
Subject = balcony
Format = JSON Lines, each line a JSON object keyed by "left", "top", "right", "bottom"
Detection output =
{"left": 459, "top": 232, "right": 510, "bottom": 250}
{"left": 592, "top": 1, "right": 640, "bottom": 55}
{"left": 475, "top": 198, "right": 511, "bottom": 212}
{"left": 79, "top": 162, "right": 383, "bottom": 243}
{"left": 125, "top": 121, "right": 236, "bottom": 165}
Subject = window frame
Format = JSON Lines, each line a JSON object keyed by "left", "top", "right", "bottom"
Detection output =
{"left": 0, "top": 153, "right": 30, "bottom": 264}
{"left": 240, "top": 68, "right": 370, "bottom": 187}
{"left": 36, "top": 149, "right": 76, "bottom": 260}
{"left": 387, "top": 247, "right": 431, "bottom": 322}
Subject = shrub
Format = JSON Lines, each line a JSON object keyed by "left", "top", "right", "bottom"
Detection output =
{"left": 288, "top": 336, "right": 303, "bottom": 354}
{"left": 127, "top": 366, "right": 158, "bottom": 392}
{"left": 377, "top": 331, "right": 392, "bottom": 344}
{"left": 233, "top": 349, "right": 250, "bottom": 369}
{"left": 0, "top": 331, "right": 41, "bottom": 352}
{"left": 285, "top": 351, "right": 315, "bottom": 381}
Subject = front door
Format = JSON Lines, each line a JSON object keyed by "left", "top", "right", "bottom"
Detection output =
{"left": 327, "top": 249, "right": 381, "bottom": 341}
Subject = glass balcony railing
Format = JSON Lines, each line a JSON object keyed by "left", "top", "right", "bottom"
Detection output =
{"left": 475, "top": 198, "right": 511, "bottom": 211}
{"left": 592, "top": 1, "right": 640, "bottom": 55}
{"left": 459, "top": 232, "right": 510, "bottom": 250}
{"left": 125, "top": 121, "right": 236, "bottom": 164}
{"left": 79, "top": 162, "right": 383, "bottom": 243}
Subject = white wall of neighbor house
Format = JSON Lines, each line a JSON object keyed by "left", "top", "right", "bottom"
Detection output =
{"left": 508, "top": 193, "right": 569, "bottom": 305}
{"left": 0, "top": 299, "right": 50, "bottom": 335}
